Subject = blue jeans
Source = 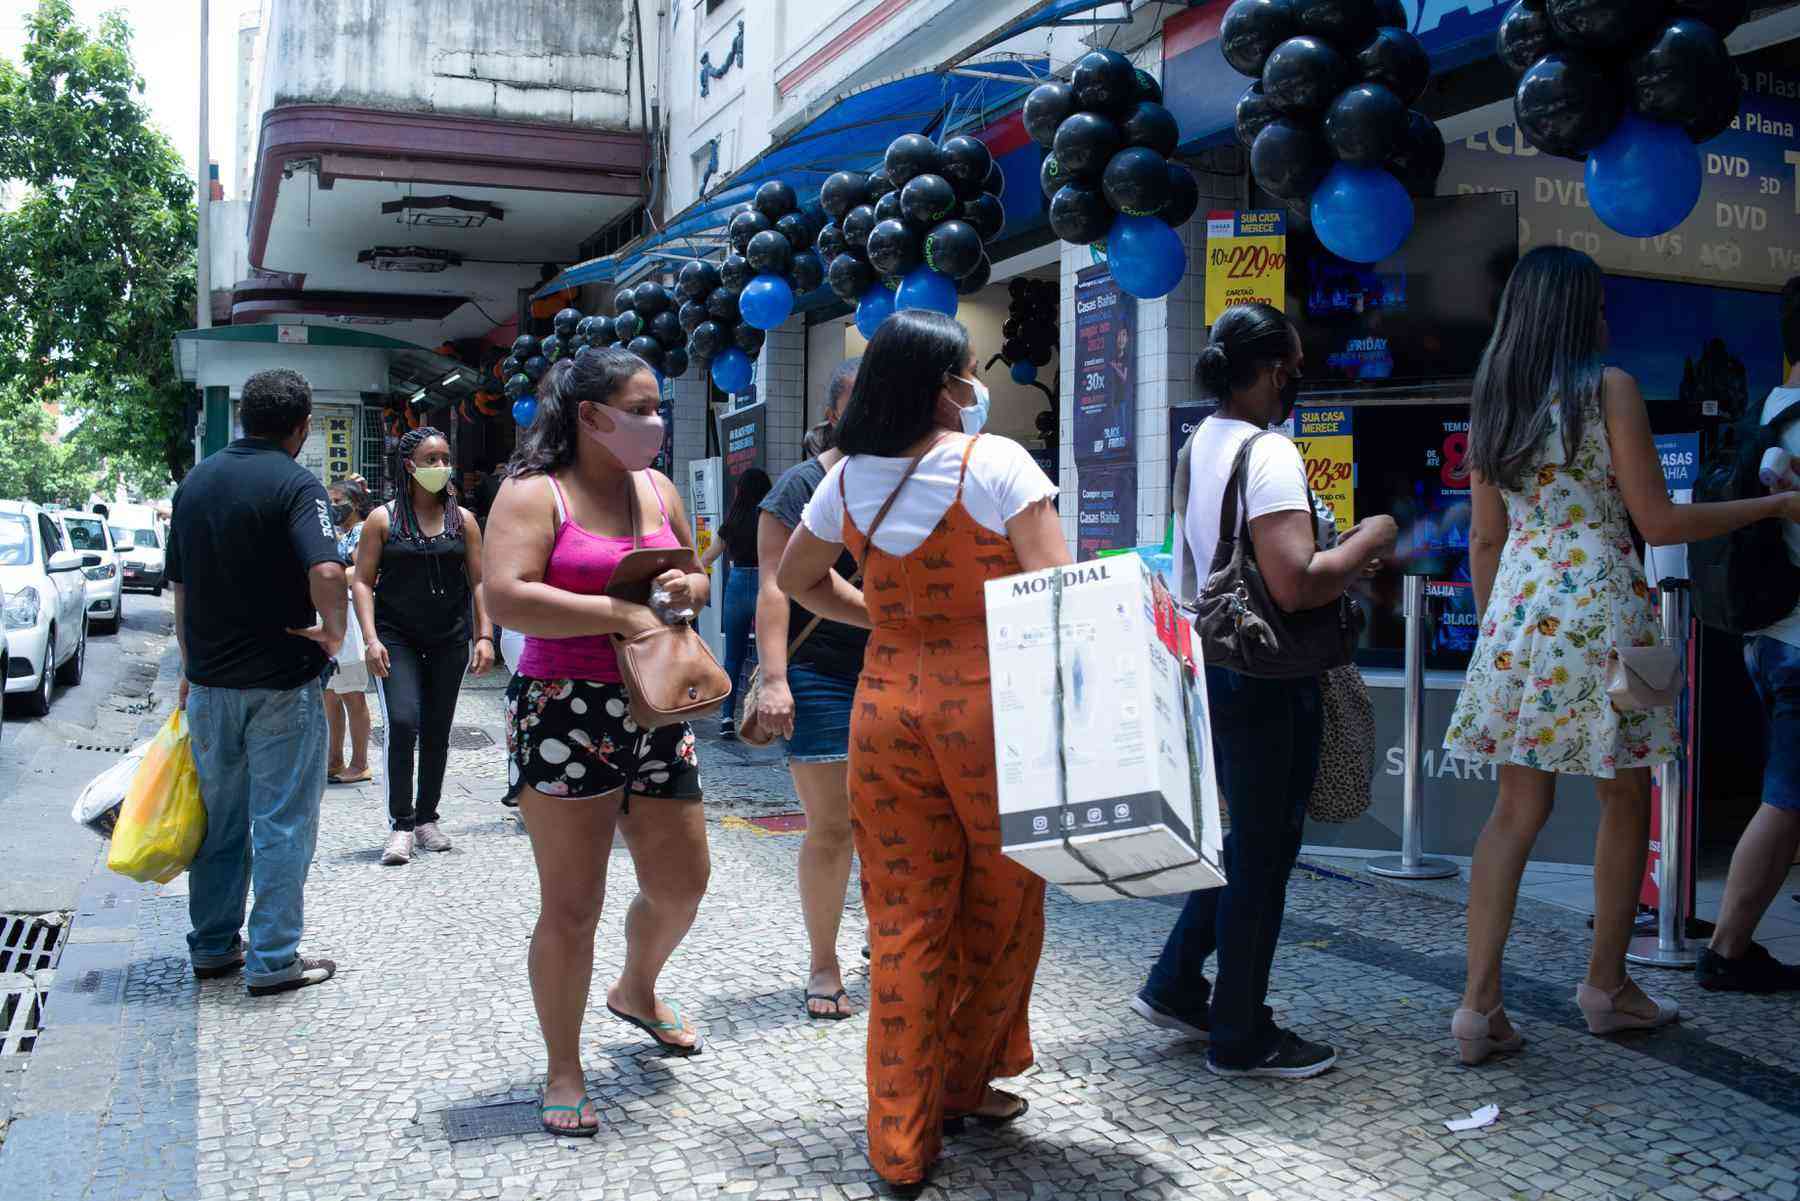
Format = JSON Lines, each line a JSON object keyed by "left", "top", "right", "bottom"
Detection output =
{"left": 720, "top": 563, "right": 758, "bottom": 721}
{"left": 782, "top": 662, "right": 856, "bottom": 763}
{"left": 185, "top": 678, "right": 328, "bottom": 989}
{"left": 1143, "top": 667, "right": 1322, "bottom": 1068}
{"left": 1745, "top": 635, "right": 1800, "bottom": 813}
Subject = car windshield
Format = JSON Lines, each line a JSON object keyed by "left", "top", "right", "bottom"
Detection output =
{"left": 64, "top": 518, "right": 108, "bottom": 551}
{"left": 0, "top": 515, "right": 32, "bottom": 566}
{"left": 116, "top": 527, "right": 159, "bottom": 549}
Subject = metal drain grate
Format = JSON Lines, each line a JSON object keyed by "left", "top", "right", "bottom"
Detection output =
{"left": 68, "top": 742, "right": 135, "bottom": 755}
{"left": 441, "top": 1099, "right": 544, "bottom": 1143}
{"left": 369, "top": 725, "right": 495, "bottom": 750}
{"left": 0, "top": 914, "right": 68, "bottom": 1055}
{"left": 0, "top": 914, "right": 66, "bottom": 975}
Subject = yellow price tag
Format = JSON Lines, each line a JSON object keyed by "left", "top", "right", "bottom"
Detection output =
{"left": 1204, "top": 210, "right": 1287, "bottom": 326}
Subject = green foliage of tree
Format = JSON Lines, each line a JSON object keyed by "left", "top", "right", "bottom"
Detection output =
{"left": 0, "top": 378, "right": 100, "bottom": 506}
{"left": 0, "top": 0, "right": 199, "bottom": 490}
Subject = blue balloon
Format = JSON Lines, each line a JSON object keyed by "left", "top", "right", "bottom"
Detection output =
{"left": 511, "top": 395, "right": 538, "bottom": 428}
{"left": 739, "top": 273, "right": 796, "bottom": 330}
{"left": 710, "top": 346, "right": 753, "bottom": 394}
{"left": 896, "top": 267, "right": 959, "bottom": 317}
{"left": 1586, "top": 114, "right": 1701, "bottom": 239}
{"left": 1105, "top": 214, "right": 1186, "bottom": 299}
{"left": 1310, "top": 164, "right": 1414, "bottom": 263}
{"left": 855, "top": 284, "right": 895, "bottom": 339}
{"left": 1010, "top": 360, "right": 1038, "bottom": 385}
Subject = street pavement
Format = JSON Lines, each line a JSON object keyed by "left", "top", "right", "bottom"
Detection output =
{"left": 2, "top": 612, "right": 1798, "bottom": 1201}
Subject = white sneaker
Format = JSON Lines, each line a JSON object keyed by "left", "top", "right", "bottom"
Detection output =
{"left": 414, "top": 822, "right": 452, "bottom": 853}
{"left": 381, "top": 830, "right": 414, "bottom": 865}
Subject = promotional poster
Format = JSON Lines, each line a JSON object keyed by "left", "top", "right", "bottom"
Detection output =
{"left": 1204, "top": 210, "right": 1287, "bottom": 325}
{"left": 1292, "top": 406, "right": 1355, "bottom": 532}
{"left": 716, "top": 402, "right": 766, "bottom": 517}
{"left": 1077, "top": 462, "right": 1137, "bottom": 561}
{"left": 1167, "top": 402, "right": 1217, "bottom": 492}
{"left": 1073, "top": 265, "right": 1135, "bottom": 462}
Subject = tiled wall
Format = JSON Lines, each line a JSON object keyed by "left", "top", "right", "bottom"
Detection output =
{"left": 762, "top": 315, "right": 808, "bottom": 478}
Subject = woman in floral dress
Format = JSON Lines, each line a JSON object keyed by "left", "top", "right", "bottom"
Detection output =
{"left": 1446, "top": 248, "right": 1800, "bottom": 1064}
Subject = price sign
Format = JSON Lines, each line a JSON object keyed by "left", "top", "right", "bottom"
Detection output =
{"left": 1292, "top": 406, "right": 1354, "bottom": 532}
{"left": 1204, "top": 210, "right": 1287, "bottom": 325}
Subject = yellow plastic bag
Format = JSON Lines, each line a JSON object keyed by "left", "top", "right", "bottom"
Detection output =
{"left": 107, "top": 711, "right": 206, "bottom": 884}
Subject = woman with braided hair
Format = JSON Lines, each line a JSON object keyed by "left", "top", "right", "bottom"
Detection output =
{"left": 352, "top": 427, "right": 496, "bottom": 865}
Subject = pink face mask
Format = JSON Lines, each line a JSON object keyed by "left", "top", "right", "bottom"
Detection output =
{"left": 583, "top": 403, "right": 665, "bottom": 470}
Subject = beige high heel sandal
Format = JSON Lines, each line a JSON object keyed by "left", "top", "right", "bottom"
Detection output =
{"left": 1575, "top": 979, "right": 1679, "bottom": 1035}
{"left": 1450, "top": 1004, "right": 1526, "bottom": 1066}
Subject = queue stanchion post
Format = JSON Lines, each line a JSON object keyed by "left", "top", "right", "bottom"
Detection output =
{"left": 1369, "top": 574, "right": 1458, "bottom": 880}
{"left": 1628, "top": 579, "right": 1698, "bottom": 968}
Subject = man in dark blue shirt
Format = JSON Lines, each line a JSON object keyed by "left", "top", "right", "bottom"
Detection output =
{"left": 166, "top": 368, "right": 348, "bottom": 997}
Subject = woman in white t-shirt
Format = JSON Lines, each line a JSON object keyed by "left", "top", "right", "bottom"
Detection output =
{"left": 1134, "top": 303, "right": 1396, "bottom": 1081}
{"left": 777, "top": 309, "right": 1068, "bottom": 1192}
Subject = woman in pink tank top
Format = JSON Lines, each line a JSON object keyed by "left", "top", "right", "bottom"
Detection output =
{"left": 484, "top": 348, "right": 712, "bottom": 1137}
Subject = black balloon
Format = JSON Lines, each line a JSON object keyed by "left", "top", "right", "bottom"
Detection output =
{"left": 501, "top": 354, "right": 523, "bottom": 379}
{"left": 754, "top": 179, "right": 798, "bottom": 219}
{"left": 1293, "top": 0, "right": 1377, "bottom": 49}
{"left": 733, "top": 324, "right": 766, "bottom": 355}
{"left": 1629, "top": 19, "right": 1732, "bottom": 129}
{"left": 1356, "top": 27, "right": 1429, "bottom": 105}
{"left": 1134, "top": 68, "right": 1164, "bottom": 104}
{"left": 865, "top": 169, "right": 897, "bottom": 200}
{"left": 677, "top": 259, "right": 720, "bottom": 298}
{"left": 707, "top": 286, "right": 742, "bottom": 324}
{"left": 1053, "top": 111, "right": 1124, "bottom": 175}
{"left": 649, "top": 310, "right": 683, "bottom": 347}
{"left": 1236, "top": 84, "right": 1284, "bottom": 149}
{"left": 923, "top": 220, "right": 985, "bottom": 279}
{"left": 613, "top": 310, "right": 644, "bottom": 342}
{"left": 633, "top": 282, "right": 672, "bottom": 317}
{"left": 961, "top": 192, "right": 1006, "bottom": 241}
{"left": 1071, "top": 48, "right": 1137, "bottom": 115}
{"left": 662, "top": 346, "right": 690, "bottom": 379}
{"left": 1002, "top": 337, "right": 1028, "bottom": 362}
{"left": 776, "top": 211, "right": 814, "bottom": 253}
{"left": 1514, "top": 51, "right": 1623, "bottom": 158}
{"left": 873, "top": 189, "right": 904, "bottom": 226}
{"left": 1048, "top": 182, "right": 1114, "bottom": 245}
{"left": 820, "top": 171, "right": 870, "bottom": 220}
{"left": 719, "top": 253, "right": 752, "bottom": 290}
{"left": 1251, "top": 118, "right": 1332, "bottom": 199}
{"left": 574, "top": 344, "right": 602, "bottom": 365}
{"left": 984, "top": 160, "right": 1005, "bottom": 197}
{"left": 541, "top": 334, "right": 565, "bottom": 361}
{"left": 885, "top": 134, "right": 943, "bottom": 187}
{"left": 1040, "top": 151, "right": 1078, "bottom": 200}
{"left": 955, "top": 256, "right": 992, "bottom": 295}
{"left": 1324, "top": 82, "right": 1407, "bottom": 165}
{"left": 867, "top": 219, "right": 922, "bottom": 276}
{"left": 1221, "top": 0, "right": 1298, "bottom": 78}
{"left": 1544, "top": 0, "right": 1658, "bottom": 50}
{"left": 939, "top": 136, "right": 994, "bottom": 191}
{"left": 900, "top": 174, "right": 959, "bottom": 226}
{"left": 523, "top": 355, "right": 548, "bottom": 381}
{"left": 628, "top": 336, "right": 664, "bottom": 370}
{"left": 589, "top": 316, "right": 615, "bottom": 344}
{"left": 1497, "top": 3, "right": 1555, "bottom": 77}
{"left": 747, "top": 228, "right": 794, "bottom": 275}
{"left": 504, "top": 372, "right": 531, "bottom": 399}
{"left": 1686, "top": 60, "right": 1742, "bottom": 142}
{"left": 553, "top": 307, "right": 582, "bottom": 336}
{"left": 1023, "top": 82, "right": 1078, "bottom": 148}
{"left": 842, "top": 204, "right": 877, "bottom": 247}
{"left": 1262, "top": 36, "right": 1350, "bottom": 115}
{"left": 1372, "top": 0, "right": 1406, "bottom": 27}
{"left": 688, "top": 320, "right": 725, "bottom": 358}
{"left": 1028, "top": 337, "right": 1054, "bottom": 367}
{"left": 1102, "top": 146, "right": 1174, "bottom": 217}
{"left": 1161, "top": 162, "right": 1201, "bottom": 226}
{"left": 728, "top": 208, "right": 771, "bottom": 252}
{"left": 613, "top": 288, "right": 637, "bottom": 314}
{"left": 678, "top": 301, "right": 708, "bottom": 334}
{"left": 816, "top": 222, "right": 848, "bottom": 260}
{"left": 1121, "top": 101, "right": 1181, "bottom": 158}
{"left": 1671, "top": 0, "right": 1749, "bottom": 36}
{"left": 510, "top": 334, "right": 538, "bottom": 358}
{"left": 791, "top": 250, "right": 825, "bottom": 293}
{"left": 827, "top": 250, "right": 875, "bottom": 302}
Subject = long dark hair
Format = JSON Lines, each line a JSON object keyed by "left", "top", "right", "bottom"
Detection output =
{"left": 833, "top": 310, "right": 970, "bottom": 457}
{"left": 720, "top": 468, "right": 772, "bottom": 559}
{"left": 1470, "top": 246, "right": 1607, "bottom": 491}
{"left": 1195, "top": 303, "right": 1294, "bottom": 407}
{"left": 391, "top": 426, "right": 464, "bottom": 544}
{"left": 509, "top": 348, "right": 655, "bottom": 478}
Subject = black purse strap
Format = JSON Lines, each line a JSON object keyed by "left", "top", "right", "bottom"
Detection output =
{"left": 1208, "top": 431, "right": 1271, "bottom": 579}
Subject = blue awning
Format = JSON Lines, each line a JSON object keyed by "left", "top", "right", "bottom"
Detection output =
{"left": 948, "top": 0, "right": 1132, "bottom": 67}
{"left": 535, "top": 58, "right": 1048, "bottom": 300}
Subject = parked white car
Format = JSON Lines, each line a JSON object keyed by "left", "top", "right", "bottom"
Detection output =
{"left": 1, "top": 499, "right": 94, "bottom": 716}
{"left": 57, "top": 510, "right": 125, "bottom": 634}
{"left": 107, "top": 507, "right": 166, "bottom": 595}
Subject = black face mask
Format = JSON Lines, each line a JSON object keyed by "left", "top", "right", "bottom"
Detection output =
{"left": 331, "top": 502, "right": 353, "bottom": 525}
{"left": 1278, "top": 371, "right": 1302, "bottom": 423}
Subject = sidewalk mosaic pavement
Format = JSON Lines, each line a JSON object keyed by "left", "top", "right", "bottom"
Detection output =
{"left": 12, "top": 684, "right": 1800, "bottom": 1201}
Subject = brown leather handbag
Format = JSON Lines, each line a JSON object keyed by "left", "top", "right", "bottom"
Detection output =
{"left": 604, "top": 476, "right": 732, "bottom": 730}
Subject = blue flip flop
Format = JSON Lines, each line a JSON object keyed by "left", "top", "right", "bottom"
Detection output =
{"left": 606, "top": 999, "right": 705, "bottom": 1056}
{"left": 539, "top": 1093, "right": 599, "bottom": 1138}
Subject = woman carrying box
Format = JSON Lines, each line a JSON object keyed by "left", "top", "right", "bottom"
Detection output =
{"left": 777, "top": 309, "right": 1070, "bottom": 1193}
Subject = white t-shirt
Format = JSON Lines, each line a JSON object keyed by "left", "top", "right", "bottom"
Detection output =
{"left": 1176, "top": 417, "right": 1311, "bottom": 592}
{"left": 801, "top": 434, "right": 1057, "bottom": 556}
{"left": 1752, "top": 386, "right": 1800, "bottom": 649}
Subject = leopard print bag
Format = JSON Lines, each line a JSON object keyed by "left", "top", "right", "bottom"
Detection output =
{"left": 1306, "top": 664, "right": 1377, "bottom": 823}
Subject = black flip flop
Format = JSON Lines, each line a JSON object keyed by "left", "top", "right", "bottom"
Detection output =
{"left": 605, "top": 1000, "right": 705, "bottom": 1056}
{"left": 804, "top": 989, "right": 855, "bottom": 1021}
{"left": 943, "top": 1094, "right": 1028, "bottom": 1134}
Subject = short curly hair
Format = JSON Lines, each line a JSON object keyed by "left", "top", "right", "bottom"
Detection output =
{"left": 240, "top": 368, "right": 313, "bottom": 438}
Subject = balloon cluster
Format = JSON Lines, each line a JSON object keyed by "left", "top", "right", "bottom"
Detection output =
{"left": 673, "top": 250, "right": 761, "bottom": 395}
{"left": 1024, "top": 50, "right": 1200, "bottom": 299}
{"left": 1002, "top": 278, "right": 1058, "bottom": 385}
{"left": 1224, "top": 0, "right": 1442, "bottom": 263}
{"left": 1499, "top": 0, "right": 1746, "bottom": 238}
{"left": 815, "top": 131, "right": 1006, "bottom": 338}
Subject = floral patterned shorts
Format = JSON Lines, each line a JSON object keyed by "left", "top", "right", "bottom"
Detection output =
{"left": 504, "top": 677, "right": 701, "bottom": 804}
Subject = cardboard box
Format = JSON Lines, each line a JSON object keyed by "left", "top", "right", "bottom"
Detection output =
{"left": 985, "top": 554, "right": 1225, "bottom": 901}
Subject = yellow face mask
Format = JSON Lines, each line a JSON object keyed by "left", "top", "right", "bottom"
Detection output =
{"left": 411, "top": 465, "right": 451, "bottom": 494}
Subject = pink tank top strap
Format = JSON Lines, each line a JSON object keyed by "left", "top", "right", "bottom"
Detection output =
{"left": 647, "top": 472, "right": 669, "bottom": 524}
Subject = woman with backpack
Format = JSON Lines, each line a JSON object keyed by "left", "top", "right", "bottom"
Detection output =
{"left": 1446, "top": 247, "right": 1800, "bottom": 1063}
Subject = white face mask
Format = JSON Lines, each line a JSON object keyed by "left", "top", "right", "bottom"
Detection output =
{"left": 411, "top": 464, "right": 451, "bottom": 494}
{"left": 952, "top": 375, "right": 990, "bottom": 435}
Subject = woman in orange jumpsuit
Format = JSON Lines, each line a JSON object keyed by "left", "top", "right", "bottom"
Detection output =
{"left": 778, "top": 309, "right": 1071, "bottom": 1191}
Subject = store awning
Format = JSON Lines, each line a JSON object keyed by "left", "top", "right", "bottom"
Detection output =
{"left": 944, "top": 0, "right": 1134, "bottom": 68}
{"left": 533, "top": 57, "right": 1048, "bottom": 300}
{"left": 172, "top": 324, "right": 480, "bottom": 406}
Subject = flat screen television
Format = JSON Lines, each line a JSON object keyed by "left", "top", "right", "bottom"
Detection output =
{"left": 1285, "top": 193, "right": 1520, "bottom": 393}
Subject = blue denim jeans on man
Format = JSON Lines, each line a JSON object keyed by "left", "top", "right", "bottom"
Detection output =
{"left": 185, "top": 676, "right": 327, "bottom": 989}
{"left": 1745, "top": 635, "right": 1800, "bottom": 813}
{"left": 1143, "top": 666, "right": 1323, "bottom": 1069}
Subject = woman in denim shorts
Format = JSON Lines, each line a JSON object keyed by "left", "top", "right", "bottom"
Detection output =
{"left": 754, "top": 358, "right": 868, "bottom": 1020}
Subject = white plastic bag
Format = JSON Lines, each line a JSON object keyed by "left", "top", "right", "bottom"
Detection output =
{"left": 71, "top": 742, "right": 149, "bottom": 840}
{"left": 499, "top": 627, "right": 526, "bottom": 670}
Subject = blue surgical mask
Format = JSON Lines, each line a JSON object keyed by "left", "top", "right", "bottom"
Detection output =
{"left": 953, "top": 375, "right": 990, "bottom": 434}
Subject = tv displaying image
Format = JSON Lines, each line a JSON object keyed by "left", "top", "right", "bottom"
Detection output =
{"left": 1286, "top": 194, "right": 1519, "bottom": 392}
